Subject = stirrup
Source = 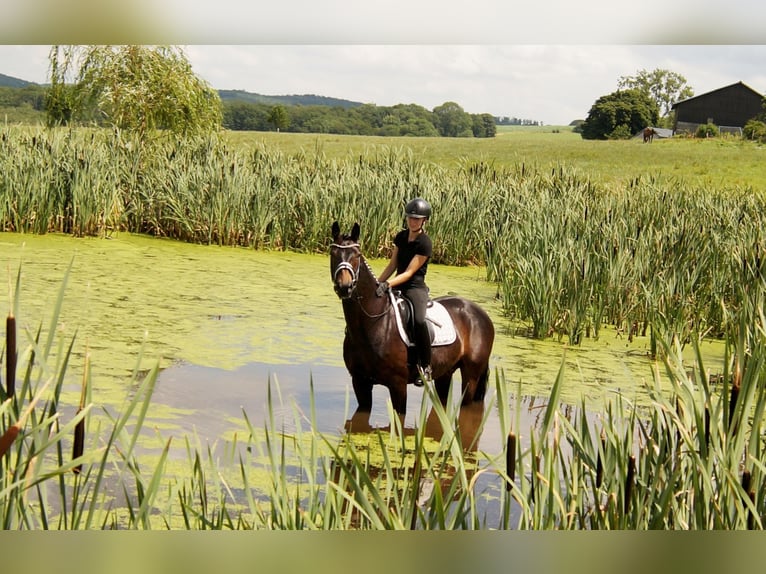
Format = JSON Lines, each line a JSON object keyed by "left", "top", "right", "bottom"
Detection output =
{"left": 416, "top": 365, "right": 433, "bottom": 387}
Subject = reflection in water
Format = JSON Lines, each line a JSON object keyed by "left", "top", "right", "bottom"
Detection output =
{"left": 341, "top": 402, "right": 487, "bottom": 524}
{"left": 150, "top": 360, "right": 564, "bottom": 457}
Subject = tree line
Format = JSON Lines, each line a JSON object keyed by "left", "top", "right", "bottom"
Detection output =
{"left": 2, "top": 46, "right": 497, "bottom": 139}
{"left": 224, "top": 99, "right": 497, "bottom": 137}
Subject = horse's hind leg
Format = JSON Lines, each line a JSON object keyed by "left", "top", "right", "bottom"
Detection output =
{"left": 433, "top": 374, "right": 452, "bottom": 405}
{"left": 460, "top": 363, "right": 490, "bottom": 405}
{"left": 471, "top": 366, "right": 490, "bottom": 402}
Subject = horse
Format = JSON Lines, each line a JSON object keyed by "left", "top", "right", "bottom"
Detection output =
{"left": 330, "top": 221, "right": 495, "bottom": 416}
{"left": 643, "top": 127, "right": 657, "bottom": 143}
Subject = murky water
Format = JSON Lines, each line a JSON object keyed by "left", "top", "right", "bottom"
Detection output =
{"left": 0, "top": 231, "right": 725, "bottom": 457}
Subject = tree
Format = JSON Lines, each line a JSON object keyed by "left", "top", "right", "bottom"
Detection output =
{"left": 580, "top": 89, "right": 659, "bottom": 140}
{"left": 46, "top": 45, "right": 222, "bottom": 137}
{"left": 432, "top": 101, "right": 473, "bottom": 137}
{"left": 618, "top": 68, "right": 694, "bottom": 121}
{"left": 267, "top": 104, "right": 289, "bottom": 132}
{"left": 471, "top": 113, "right": 497, "bottom": 138}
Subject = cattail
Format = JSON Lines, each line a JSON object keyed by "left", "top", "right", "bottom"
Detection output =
{"left": 5, "top": 313, "right": 16, "bottom": 397}
{"left": 72, "top": 416, "right": 85, "bottom": 475}
{"left": 505, "top": 431, "right": 516, "bottom": 490}
{"left": 72, "top": 352, "right": 90, "bottom": 474}
{"left": 624, "top": 455, "right": 636, "bottom": 513}
{"left": 1, "top": 377, "right": 52, "bottom": 457}
{"left": 741, "top": 470, "right": 756, "bottom": 530}
{"left": 530, "top": 453, "right": 541, "bottom": 503}
{"left": 0, "top": 420, "right": 20, "bottom": 457}
{"left": 596, "top": 431, "right": 605, "bottom": 488}
{"left": 729, "top": 383, "right": 740, "bottom": 433}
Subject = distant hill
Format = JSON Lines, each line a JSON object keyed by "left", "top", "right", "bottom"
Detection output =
{"left": 0, "top": 73, "right": 36, "bottom": 88}
{"left": 1, "top": 73, "right": 366, "bottom": 109}
{"left": 218, "top": 89, "right": 364, "bottom": 108}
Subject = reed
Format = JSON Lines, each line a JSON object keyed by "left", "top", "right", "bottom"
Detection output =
{"left": 2, "top": 123, "right": 766, "bottom": 527}
{"left": 1, "top": 265, "right": 765, "bottom": 528}
{"left": 2, "top": 124, "right": 765, "bottom": 352}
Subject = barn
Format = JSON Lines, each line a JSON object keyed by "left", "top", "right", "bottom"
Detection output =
{"left": 672, "top": 81, "right": 764, "bottom": 135}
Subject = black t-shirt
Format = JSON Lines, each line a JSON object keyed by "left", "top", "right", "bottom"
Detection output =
{"left": 393, "top": 229, "right": 432, "bottom": 288}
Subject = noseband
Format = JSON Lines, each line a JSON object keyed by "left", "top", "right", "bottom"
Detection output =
{"left": 331, "top": 242, "right": 360, "bottom": 297}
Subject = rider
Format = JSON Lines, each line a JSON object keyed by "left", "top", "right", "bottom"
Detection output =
{"left": 375, "top": 198, "right": 433, "bottom": 386}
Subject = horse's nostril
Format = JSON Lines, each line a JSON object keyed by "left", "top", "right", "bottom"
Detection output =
{"left": 334, "top": 283, "right": 350, "bottom": 298}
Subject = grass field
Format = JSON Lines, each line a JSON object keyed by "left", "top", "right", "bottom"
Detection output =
{"left": 224, "top": 126, "right": 766, "bottom": 190}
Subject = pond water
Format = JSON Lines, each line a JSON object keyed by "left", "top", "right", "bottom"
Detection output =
{"left": 0, "top": 231, "right": 725, "bottom": 458}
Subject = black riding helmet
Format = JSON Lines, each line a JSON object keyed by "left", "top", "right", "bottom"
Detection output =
{"left": 404, "top": 197, "right": 431, "bottom": 219}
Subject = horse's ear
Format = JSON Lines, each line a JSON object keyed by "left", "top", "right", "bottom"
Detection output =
{"left": 332, "top": 221, "right": 340, "bottom": 240}
{"left": 350, "top": 222, "right": 360, "bottom": 242}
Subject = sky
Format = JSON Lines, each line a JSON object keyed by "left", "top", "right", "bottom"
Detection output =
{"left": 0, "top": 1, "right": 764, "bottom": 126}
{"left": 2, "top": 44, "right": 765, "bottom": 126}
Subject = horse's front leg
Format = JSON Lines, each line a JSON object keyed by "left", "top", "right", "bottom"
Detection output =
{"left": 352, "top": 375, "right": 373, "bottom": 412}
{"left": 388, "top": 379, "right": 408, "bottom": 416}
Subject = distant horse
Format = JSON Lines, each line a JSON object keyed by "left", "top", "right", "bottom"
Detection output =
{"left": 643, "top": 127, "right": 657, "bottom": 143}
{"left": 330, "top": 221, "right": 495, "bottom": 415}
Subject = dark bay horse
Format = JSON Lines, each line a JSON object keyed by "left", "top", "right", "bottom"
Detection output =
{"left": 330, "top": 221, "right": 495, "bottom": 415}
{"left": 643, "top": 127, "right": 657, "bottom": 143}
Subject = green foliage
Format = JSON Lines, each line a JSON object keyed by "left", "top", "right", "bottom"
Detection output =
{"left": 432, "top": 101, "right": 473, "bottom": 137}
{"left": 220, "top": 100, "right": 492, "bottom": 137}
{"left": 0, "top": 85, "right": 46, "bottom": 110}
{"left": 45, "top": 45, "right": 222, "bottom": 137}
{"left": 569, "top": 119, "right": 584, "bottom": 133}
{"left": 696, "top": 122, "right": 720, "bottom": 138}
{"left": 744, "top": 119, "right": 766, "bottom": 142}
{"left": 267, "top": 104, "right": 289, "bottom": 132}
{"left": 580, "top": 89, "right": 659, "bottom": 140}
{"left": 471, "top": 113, "right": 497, "bottom": 138}
{"left": 618, "top": 68, "right": 694, "bottom": 118}
{"left": 608, "top": 124, "right": 632, "bottom": 139}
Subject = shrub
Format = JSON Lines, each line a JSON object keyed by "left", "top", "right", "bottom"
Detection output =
{"left": 696, "top": 122, "right": 719, "bottom": 138}
{"left": 608, "top": 124, "right": 632, "bottom": 140}
{"left": 744, "top": 119, "right": 766, "bottom": 142}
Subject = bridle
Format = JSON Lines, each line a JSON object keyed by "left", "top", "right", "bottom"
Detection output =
{"left": 331, "top": 241, "right": 360, "bottom": 298}
{"left": 330, "top": 241, "right": 391, "bottom": 319}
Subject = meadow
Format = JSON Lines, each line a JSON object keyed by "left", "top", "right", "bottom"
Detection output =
{"left": 225, "top": 125, "right": 766, "bottom": 189}
{"left": 1, "top": 124, "right": 765, "bottom": 529}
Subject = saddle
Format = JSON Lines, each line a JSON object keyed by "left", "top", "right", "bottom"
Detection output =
{"left": 389, "top": 290, "right": 457, "bottom": 347}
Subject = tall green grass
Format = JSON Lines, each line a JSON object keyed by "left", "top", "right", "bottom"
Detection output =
{"left": 2, "top": 125, "right": 764, "bottom": 350}
{"left": 2, "top": 269, "right": 765, "bottom": 529}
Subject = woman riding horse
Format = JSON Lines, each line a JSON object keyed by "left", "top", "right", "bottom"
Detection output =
{"left": 375, "top": 198, "right": 433, "bottom": 387}
{"left": 330, "top": 220, "right": 495, "bottom": 416}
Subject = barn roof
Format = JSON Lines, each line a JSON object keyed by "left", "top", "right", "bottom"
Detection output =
{"left": 671, "top": 81, "right": 764, "bottom": 109}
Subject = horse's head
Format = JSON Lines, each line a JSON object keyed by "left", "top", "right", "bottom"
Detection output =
{"left": 330, "top": 221, "right": 362, "bottom": 299}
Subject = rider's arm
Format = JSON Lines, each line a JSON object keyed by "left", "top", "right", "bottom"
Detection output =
{"left": 377, "top": 246, "right": 399, "bottom": 283}
{"left": 387, "top": 254, "right": 427, "bottom": 289}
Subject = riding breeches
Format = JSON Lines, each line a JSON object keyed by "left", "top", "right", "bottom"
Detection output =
{"left": 402, "top": 286, "right": 431, "bottom": 367}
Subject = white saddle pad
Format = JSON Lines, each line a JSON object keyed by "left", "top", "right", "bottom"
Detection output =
{"left": 391, "top": 294, "right": 457, "bottom": 347}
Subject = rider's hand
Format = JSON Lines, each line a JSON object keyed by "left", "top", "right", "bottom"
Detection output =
{"left": 375, "top": 281, "right": 389, "bottom": 297}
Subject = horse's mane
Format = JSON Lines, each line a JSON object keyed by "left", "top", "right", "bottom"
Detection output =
{"left": 359, "top": 253, "right": 376, "bottom": 280}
